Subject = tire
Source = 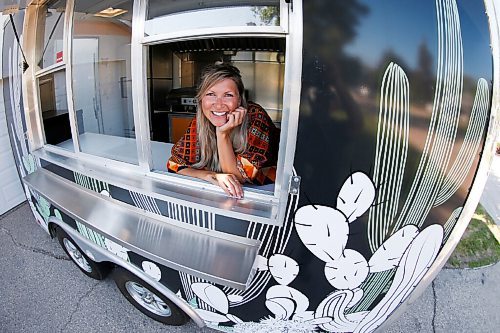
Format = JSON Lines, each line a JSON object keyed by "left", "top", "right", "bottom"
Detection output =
{"left": 56, "top": 226, "right": 110, "bottom": 280}
{"left": 113, "top": 267, "right": 189, "bottom": 326}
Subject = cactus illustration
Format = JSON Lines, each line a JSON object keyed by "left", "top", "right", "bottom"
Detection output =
{"left": 294, "top": 205, "right": 349, "bottom": 262}
{"left": 324, "top": 250, "right": 369, "bottom": 290}
{"left": 434, "top": 79, "right": 490, "bottom": 206}
{"left": 367, "top": 62, "right": 409, "bottom": 253}
{"left": 354, "top": 225, "right": 443, "bottom": 333}
{"left": 190, "top": 283, "right": 243, "bottom": 325}
{"left": 142, "top": 261, "right": 161, "bottom": 281}
{"left": 294, "top": 171, "right": 375, "bottom": 291}
{"left": 337, "top": 172, "right": 377, "bottom": 223}
{"left": 368, "top": 225, "right": 419, "bottom": 273}
{"left": 356, "top": 0, "right": 490, "bottom": 323}
{"left": 265, "top": 254, "right": 310, "bottom": 320}
{"left": 313, "top": 289, "right": 369, "bottom": 332}
{"left": 104, "top": 238, "right": 130, "bottom": 262}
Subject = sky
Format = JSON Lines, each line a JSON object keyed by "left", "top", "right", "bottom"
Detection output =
{"left": 345, "top": 0, "right": 493, "bottom": 79}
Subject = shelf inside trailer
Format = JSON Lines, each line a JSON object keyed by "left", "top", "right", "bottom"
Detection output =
{"left": 23, "top": 168, "right": 260, "bottom": 290}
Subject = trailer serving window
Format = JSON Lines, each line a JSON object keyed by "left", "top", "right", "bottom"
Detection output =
{"left": 70, "top": 0, "right": 137, "bottom": 164}
{"left": 147, "top": 37, "right": 285, "bottom": 195}
{"left": 35, "top": 0, "right": 74, "bottom": 150}
{"left": 32, "top": 0, "right": 137, "bottom": 162}
{"left": 141, "top": 0, "right": 293, "bottom": 202}
{"left": 26, "top": 0, "right": 301, "bottom": 225}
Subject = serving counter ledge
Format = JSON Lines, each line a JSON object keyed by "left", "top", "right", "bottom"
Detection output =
{"left": 32, "top": 147, "right": 280, "bottom": 225}
{"left": 23, "top": 168, "right": 261, "bottom": 290}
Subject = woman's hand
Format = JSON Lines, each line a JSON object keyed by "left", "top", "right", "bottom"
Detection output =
{"left": 178, "top": 168, "right": 244, "bottom": 198}
{"left": 215, "top": 107, "right": 247, "bottom": 184}
{"left": 216, "top": 106, "right": 247, "bottom": 135}
{"left": 206, "top": 173, "right": 244, "bottom": 199}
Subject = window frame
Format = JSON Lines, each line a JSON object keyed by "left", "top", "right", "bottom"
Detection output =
{"left": 25, "top": 0, "right": 303, "bottom": 226}
{"left": 30, "top": 0, "right": 146, "bottom": 173}
{"left": 143, "top": 0, "right": 288, "bottom": 44}
{"left": 27, "top": 0, "right": 76, "bottom": 154}
{"left": 134, "top": 0, "right": 300, "bottom": 207}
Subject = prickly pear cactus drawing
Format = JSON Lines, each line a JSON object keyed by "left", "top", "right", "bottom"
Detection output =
{"left": 190, "top": 282, "right": 244, "bottom": 328}
{"left": 197, "top": 0, "right": 491, "bottom": 332}
{"left": 290, "top": 0, "right": 489, "bottom": 332}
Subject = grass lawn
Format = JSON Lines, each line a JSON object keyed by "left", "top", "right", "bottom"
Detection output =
{"left": 446, "top": 204, "right": 500, "bottom": 268}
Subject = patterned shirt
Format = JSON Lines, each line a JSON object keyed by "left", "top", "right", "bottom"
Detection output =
{"left": 167, "top": 102, "right": 279, "bottom": 185}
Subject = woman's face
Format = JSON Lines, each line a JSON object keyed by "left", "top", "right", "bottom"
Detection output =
{"left": 201, "top": 78, "right": 241, "bottom": 127}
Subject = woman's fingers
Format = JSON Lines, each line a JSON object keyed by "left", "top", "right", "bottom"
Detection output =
{"left": 233, "top": 107, "right": 247, "bottom": 126}
{"left": 226, "top": 112, "right": 236, "bottom": 126}
{"left": 222, "top": 177, "right": 235, "bottom": 196}
{"left": 226, "top": 107, "right": 245, "bottom": 127}
{"left": 217, "top": 114, "right": 235, "bottom": 133}
{"left": 216, "top": 174, "right": 243, "bottom": 198}
{"left": 216, "top": 107, "right": 246, "bottom": 134}
{"left": 224, "top": 176, "right": 243, "bottom": 198}
{"left": 231, "top": 176, "right": 244, "bottom": 198}
{"left": 221, "top": 182, "right": 233, "bottom": 197}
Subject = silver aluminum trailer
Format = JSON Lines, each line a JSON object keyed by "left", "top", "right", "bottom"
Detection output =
{"left": 2, "top": 0, "right": 499, "bottom": 332}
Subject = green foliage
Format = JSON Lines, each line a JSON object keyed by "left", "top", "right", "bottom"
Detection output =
{"left": 251, "top": 6, "right": 279, "bottom": 25}
{"left": 447, "top": 205, "right": 500, "bottom": 268}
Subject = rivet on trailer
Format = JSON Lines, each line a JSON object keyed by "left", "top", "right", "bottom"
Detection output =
{"left": 1, "top": 0, "right": 499, "bottom": 332}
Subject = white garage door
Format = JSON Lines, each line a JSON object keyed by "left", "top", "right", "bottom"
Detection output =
{"left": 0, "top": 80, "right": 25, "bottom": 215}
{"left": 0, "top": 86, "right": 25, "bottom": 215}
{"left": 0, "top": 16, "right": 25, "bottom": 215}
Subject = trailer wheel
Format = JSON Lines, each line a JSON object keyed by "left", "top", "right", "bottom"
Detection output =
{"left": 113, "top": 267, "right": 189, "bottom": 325}
{"left": 56, "top": 227, "right": 110, "bottom": 280}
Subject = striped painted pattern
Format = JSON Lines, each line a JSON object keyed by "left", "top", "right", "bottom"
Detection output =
{"left": 435, "top": 79, "right": 490, "bottom": 206}
{"left": 368, "top": 62, "right": 410, "bottom": 253}
{"left": 393, "top": 0, "right": 464, "bottom": 231}
{"left": 443, "top": 207, "right": 463, "bottom": 242}
{"left": 130, "top": 190, "right": 216, "bottom": 229}
{"left": 76, "top": 220, "right": 106, "bottom": 248}
{"left": 74, "top": 172, "right": 110, "bottom": 194}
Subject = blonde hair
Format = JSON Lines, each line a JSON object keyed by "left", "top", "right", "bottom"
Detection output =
{"left": 193, "top": 64, "right": 249, "bottom": 172}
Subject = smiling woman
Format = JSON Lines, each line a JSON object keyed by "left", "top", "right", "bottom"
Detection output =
{"left": 147, "top": 36, "right": 287, "bottom": 198}
{"left": 167, "top": 63, "right": 280, "bottom": 198}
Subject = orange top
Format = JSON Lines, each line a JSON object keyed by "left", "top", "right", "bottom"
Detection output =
{"left": 167, "top": 102, "right": 279, "bottom": 185}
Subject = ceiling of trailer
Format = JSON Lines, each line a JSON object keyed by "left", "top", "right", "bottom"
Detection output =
{"left": 168, "top": 37, "right": 285, "bottom": 53}
{"left": 0, "top": 0, "right": 27, "bottom": 12}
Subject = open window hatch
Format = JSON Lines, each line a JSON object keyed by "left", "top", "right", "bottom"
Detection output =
{"left": 149, "top": 36, "right": 286, "bottom": 195}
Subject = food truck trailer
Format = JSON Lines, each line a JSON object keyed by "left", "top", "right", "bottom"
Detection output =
{"left": 2, "top": 0, "right": 499, "bottom": 331}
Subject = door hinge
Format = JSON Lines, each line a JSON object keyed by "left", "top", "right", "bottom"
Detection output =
{"left": 289, "top": 175, "right": 301, "bottom": 195}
